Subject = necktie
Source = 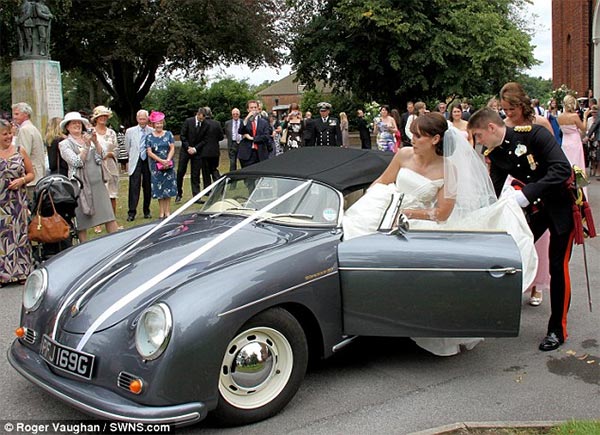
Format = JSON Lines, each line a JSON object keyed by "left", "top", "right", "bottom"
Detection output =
{"left": 139, "top": 127, "right": 147, "bottom": 160}
{"left": 252, "top": 120, "right": 258, "bottom": 150}
{"left": 233, "top": 120, "right": 239, "bottom": 142}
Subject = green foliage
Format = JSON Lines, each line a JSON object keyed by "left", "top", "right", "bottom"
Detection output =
{"left": 289, "top": 0, "right": 537, "bottom": 108}
{"left": 142, "top": 77, "right": 256, "bottom": 134}
{"left": 0, "top": 0, "right": 285, "bottom": 126}
{"left": 517, "top": 74, "right": 554, "bottom": 105}
{"left": 0, "top": 63, "right": 10, "bottom": 116}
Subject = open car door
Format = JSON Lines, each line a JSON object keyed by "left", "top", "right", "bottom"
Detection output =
{"left": 338, "top": 231, "right": 522, "bottom": 337}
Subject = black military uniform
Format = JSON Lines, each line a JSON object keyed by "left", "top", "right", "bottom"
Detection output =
{"left": 309, "top": 102, "right": 343, "bottom": 147}
{"left": 486, "top": 124, "right": 575, "bottom": 350}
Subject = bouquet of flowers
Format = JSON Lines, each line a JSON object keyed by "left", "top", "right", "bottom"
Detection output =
{"left": 363, "top": 101, "right": 381, "bottom": 131}
{"left": 551, "top": 84, "right": 577, "bottom": 110}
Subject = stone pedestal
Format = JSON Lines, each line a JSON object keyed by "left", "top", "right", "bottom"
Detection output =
{"left": 11, "top": 59, "right": 64, "bottom": 134}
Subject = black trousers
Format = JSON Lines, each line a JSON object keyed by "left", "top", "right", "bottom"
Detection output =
{"left": 201, "top": 157, "right": 220, "bottom": 190}
{"left": 176, "top": 150, "right": 202, "bottom": 197}
{"left": 229, "top": 144, "right": 239, "bottom": 171}
{"left": 128, "top": 158, "right": 151, "bottom": 218}
{"left": 360, "top": 133, "right": 371, "bottom": 149}
{"left": 530, "top": 208, "right": 575, "bottom": 341}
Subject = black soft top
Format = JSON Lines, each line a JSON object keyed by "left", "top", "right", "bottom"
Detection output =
{"left": 233, "top": 147, "right": 393, "bottom": 193}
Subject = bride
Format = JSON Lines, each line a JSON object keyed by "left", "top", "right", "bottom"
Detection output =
{"left": 343, "top": 112, "right": 537, "bottom": 356}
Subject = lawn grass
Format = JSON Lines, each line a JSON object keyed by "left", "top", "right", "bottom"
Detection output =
{"left": 447, "top": 420, "right": 600, "bottom": 435}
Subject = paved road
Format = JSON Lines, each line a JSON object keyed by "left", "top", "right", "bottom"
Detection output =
{"left": 2, "top": 179, "right": 599, "bottom": 435}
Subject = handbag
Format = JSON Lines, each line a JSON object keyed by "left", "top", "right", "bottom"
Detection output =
{"left": 28, "top": 190, "right": 71, "bottom": 244}
{"left": 156, "top": 160, "right": 173, "bottom": 171}
{"left": 279, "top": 127, "right": 288, "bottom": 145}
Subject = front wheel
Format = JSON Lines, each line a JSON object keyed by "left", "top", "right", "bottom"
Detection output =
{"left": 213, "top": 308, "right": 308, "bottom": 426}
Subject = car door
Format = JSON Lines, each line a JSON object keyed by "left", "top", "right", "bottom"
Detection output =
{"left": 338, "top": 230, "right": 522, "bottom": 337}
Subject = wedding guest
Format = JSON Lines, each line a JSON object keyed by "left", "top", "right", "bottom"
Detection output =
{"left": 45, "top": 116, "right": 67, "bottom": 176}
{"left": 558, "top": 95, "right": 587, "bottom": 172}
{"left": 145, "top": 111, "right": 177, "bottom": 219}
{"left": 339, "top": 112, "right": 350, "bottom": 148}
{"left": 90, "top": 106, "right": 120, "bottom": 232}
{"left": 283, "top": 109, "right": 304, "bottom": 151}
{"left": 58, "top": 112, "right": 118, "bottom": 242}
{"left": 391, "top": 108, "right": 403, "bottom": 150}
{"left": 404, "top": 101, "right": 426, "bottom": 142}
{"left": 356, "top": 109, "right": 371, "bottom": 149}
{"left": 499, "top": 81, "right": 554, "bottom": 307}
{"left": 12, "top": 102, "right": 44, "bottom": 197}
{"left": 449, "top": 103, "right": 473, "bottom": 145}
{"left": 374, "top": 105, "right": 397, "bottom": 152}
{"left": 0, "top": 119, "right": 34, "bottom": 286}
{"left": 224, "top": 108, "right": 242, "bottom": 171}
{"left": 545, "top": 98, "right": 562, "bottom": 145}
{"left": 125, "top": 110, "right": 153, "bottom": 221}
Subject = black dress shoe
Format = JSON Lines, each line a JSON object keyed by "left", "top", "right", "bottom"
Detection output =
{"left": 175, "top": 195, "right": 182, "bottom": 203}
{"left": 539, "top": 333, "right": 564, "bottom": 351}
{"left": 126, "top": 215, "right": 135, "bottom": 222}
{"left": 144, "top": 214, "right": 152, "bottom": 219}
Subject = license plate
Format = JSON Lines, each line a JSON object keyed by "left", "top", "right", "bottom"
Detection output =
{"left": 40, "top": 335, "right": 95, "bottom": 380}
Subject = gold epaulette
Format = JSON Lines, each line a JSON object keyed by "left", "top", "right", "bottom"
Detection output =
{"left": 514, "top": 125, "right": 532, "bottom": 132}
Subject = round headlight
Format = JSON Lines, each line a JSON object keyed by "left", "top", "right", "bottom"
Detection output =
{"left": 23, "top": 269, "right": 47, "bottom": 312}
{"left": 135, "top": 303, "right": 172, "bottom": 360}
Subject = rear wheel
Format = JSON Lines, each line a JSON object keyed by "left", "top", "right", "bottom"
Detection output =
{"left": 213, "top": 308, "right": 308, "bottom": 426}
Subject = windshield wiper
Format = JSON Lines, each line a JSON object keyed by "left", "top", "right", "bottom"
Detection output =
{"left": 209, "top": 207, "right": 257, "bottom": 218}
{"left": 256, "top": 213, "right": 314, "bottom": 223}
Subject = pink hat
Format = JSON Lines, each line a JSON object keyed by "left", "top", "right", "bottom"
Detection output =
{"left": 148, "top": 111, "right": 165, "bottom": 123}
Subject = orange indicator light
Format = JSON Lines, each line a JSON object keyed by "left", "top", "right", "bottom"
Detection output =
{"left": 15, "top": 327, "right": 25, "bottom": 338}
{"left": 129, "top": 379, "right": 143, "bottom": 394}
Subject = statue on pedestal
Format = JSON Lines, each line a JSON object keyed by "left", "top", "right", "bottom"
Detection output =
{"left": 16, "top": 0, "right": 53, "bottom": 59}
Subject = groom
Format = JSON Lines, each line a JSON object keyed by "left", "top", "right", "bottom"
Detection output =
{"left": 468, "top": 108, "right": 574, "bottom": 352}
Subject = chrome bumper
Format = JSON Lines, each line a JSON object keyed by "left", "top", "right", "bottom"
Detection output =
{"left": 8, "top": 340, "right": 206, "bottom": 426}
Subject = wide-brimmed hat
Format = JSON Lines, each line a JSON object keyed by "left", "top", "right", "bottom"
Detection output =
{"left": 91, "top": 105, "right": 113, "bottom": 121}
{"left": 317, "top": 101, "right": 332, "bottom": 111}
{"left": 60, "top": 112, "right": 90, "bottom": 132}
{"left": 148, "top": 110, "right": 165, "bottom": 123}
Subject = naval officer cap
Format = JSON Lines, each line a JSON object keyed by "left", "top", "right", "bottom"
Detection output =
{"left": 317, "top": 101, "right": 332, "bottom": 110}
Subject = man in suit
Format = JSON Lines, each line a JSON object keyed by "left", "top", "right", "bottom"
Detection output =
{"left": 224, "top": 108, "right": 242, "bottom": 171}
{"left": 238, "top": 100, "right": 272, "bottom": 168}
{"left": 399, "top": 101, "right": 414, "bottom": 147}
{"left": 197, "top": 107, "right": 224, "bottom": 191}
{"left": 308, "top": 102, "right": 343, "bottom": 147}
{"left": 178, "top": 108, "right": 205, "bottom": 201}
{"left": 125, "top": 110, "right": 153, "bottom": 221}
{"left": 468, "top": 108, "right": 575, "bottom": 352}
{"left": 303, "top": 111, "right": 313, "bottom": 147}
{"left": 356, "top": 109, "right": 371, "bottom": 149}
{"left": 12, "top": 102, "right": 44, "bottom": 197}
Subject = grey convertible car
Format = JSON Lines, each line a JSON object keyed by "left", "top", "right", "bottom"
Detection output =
{"left": 9, "top": 147, "right": 523, "bottom": 427}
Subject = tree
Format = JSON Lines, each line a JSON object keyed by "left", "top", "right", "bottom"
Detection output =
{"left": 288, "top": 0, "right": 537, "bottom": 108}
{"left": 1, "top": 0, "right": 285, "bottom": 126}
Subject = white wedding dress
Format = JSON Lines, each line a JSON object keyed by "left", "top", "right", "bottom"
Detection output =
{"left": 342, "top": 167, "right": 537, "bottom": 356}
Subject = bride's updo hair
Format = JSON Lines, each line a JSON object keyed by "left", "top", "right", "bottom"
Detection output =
{"left": 409, "top": 112, "right": 448, "bottom": 155}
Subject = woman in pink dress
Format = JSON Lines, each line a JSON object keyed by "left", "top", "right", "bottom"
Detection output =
{"left": 558, "top": 95, "right": 587, "bottom": 172}
{"left": 500, "top": 82, "right": 554, "bottom": 306}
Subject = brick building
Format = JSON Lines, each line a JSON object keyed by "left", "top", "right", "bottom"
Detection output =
{"left": 257, "top": 73, "right": 332, "bottom": 113}
{"left": 552, "top": 0, "right": 598, "bottom": 95}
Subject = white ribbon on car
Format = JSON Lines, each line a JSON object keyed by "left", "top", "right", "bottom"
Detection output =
{"left": 51, "top": 179, "right": 226, "bottom": 341}
{"left": 75, "top": 179, "right": 313, "bottom": 351}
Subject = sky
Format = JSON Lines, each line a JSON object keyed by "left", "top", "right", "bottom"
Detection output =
{"left": 207, "top": 0, "right": 553, "bottom": 85}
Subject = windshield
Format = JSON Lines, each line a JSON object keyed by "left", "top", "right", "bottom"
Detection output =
{"left": 200, "top": 176, "right": 341, "bottom": 226}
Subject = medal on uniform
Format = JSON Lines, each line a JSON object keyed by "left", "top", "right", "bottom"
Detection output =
{"left": 527, "top": 154, "right": 537, "bottom": 170}
{"left": 515, "top": 144, "right": 527, "bottom": 156}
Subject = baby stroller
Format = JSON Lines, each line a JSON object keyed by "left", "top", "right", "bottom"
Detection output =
{"left": 29, "top": 174, "right": 81, "bottom": 262}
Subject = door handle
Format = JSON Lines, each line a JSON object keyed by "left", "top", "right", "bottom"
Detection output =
{"left": 488, "top": 267, "right": 518, "bottom": 278}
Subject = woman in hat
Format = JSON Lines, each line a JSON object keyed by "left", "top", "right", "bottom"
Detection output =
{"left": 145, "top": 111, "right": 177, "bottom": 218}
{"left": 58, "top": 112, "right": 118, "bottom": 242}
{"left": 90, "top": 106, "right": 120, "bottom": 232}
